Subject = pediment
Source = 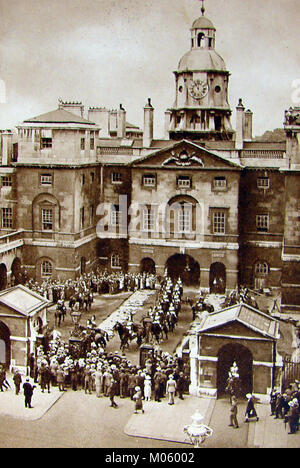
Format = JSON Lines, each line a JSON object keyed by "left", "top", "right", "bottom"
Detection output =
{"left": 201, "top": 320, "right": 273, "bottom": 340}
{"left": 131, "top": 140, "right": 241, "bottom": 170}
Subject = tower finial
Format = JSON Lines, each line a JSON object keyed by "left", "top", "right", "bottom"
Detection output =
{"left": 200, "top": 0, "right": 205, "bottom": 15}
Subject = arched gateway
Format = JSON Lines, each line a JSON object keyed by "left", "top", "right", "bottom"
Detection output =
{"left": 0, "top": 264, "right": 7, "bottom": 291}
{"left": 217, "top": 343, "right": 253, "bottom": 398}
{"left": 166, "top": 254, "right": 200, "bottom": 286}
{"left": 0, "top": 322, "right": 11, "bottom": 369}
{"left": 140, "top": 258, "right": 156, "bottom": 275}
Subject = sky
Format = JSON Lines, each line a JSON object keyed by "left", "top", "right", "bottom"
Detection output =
{"left": 0, "top": 0, "right": 300, "bottom": 138}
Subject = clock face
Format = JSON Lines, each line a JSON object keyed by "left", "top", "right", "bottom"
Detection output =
{"left": 189, "top": 79, "right": 209, "bottom": 100}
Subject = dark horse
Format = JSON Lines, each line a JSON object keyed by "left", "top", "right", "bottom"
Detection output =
{"left": 113, "top": 322, "right": 144, "bottom": 350}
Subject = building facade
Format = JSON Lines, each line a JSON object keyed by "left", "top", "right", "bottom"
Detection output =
{"left": 0, "top": 9, "right": 298, "bottom": 314}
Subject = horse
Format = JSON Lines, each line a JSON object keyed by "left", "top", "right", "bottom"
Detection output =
{"left": 94, "top": 328, "right": 109, "bottom": 349}
{"left": 150, "top": 322, "right": 163, "bottom": 344}
{"left": 113, "top": 322, "right": 136, "bottom": 350}
{"left": 82, "top": 292, "right": 93, "bottom": 311}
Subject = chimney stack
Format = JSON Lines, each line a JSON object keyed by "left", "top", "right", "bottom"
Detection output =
{"left": 244, "top": 109, "right": 253, "bottom": 141}
{"left": 143, "top": 98, "right": 154, "bottom": 148}
{"left": 164, "top": 110, "right": 172, "bottom": 140}
{"left": 88, "top": 107, "right": 109, "bottom": 138}
{"left": 235, "top": 98, "right": 245, "bottom": 150}
{"left": 117, "top": 104, "right": 126, "bottom": 139}
{"left": 1, "top": 130, "right": 13, "bottom": 165}
{"left": 58, "top": 99, "right": 84, "bottom": 118}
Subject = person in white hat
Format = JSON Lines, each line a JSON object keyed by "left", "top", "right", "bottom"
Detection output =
{"left": 133, "top": 386, "right": 144, "bottom": 414}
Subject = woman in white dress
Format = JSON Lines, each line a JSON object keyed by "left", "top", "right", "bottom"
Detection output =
{"left": 144, "top": 375, "right": 152, "bottom": 401}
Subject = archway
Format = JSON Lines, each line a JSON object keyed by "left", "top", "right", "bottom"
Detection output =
{"left": 140, "top": 258, "right": 156, "bottom": 275}
{"left": 0, "top": 264, "right": 7, "bottom": 291}
{"left": 166, "top": 254, "right": 200, "bottom": 286}
{"left": 209, "top": 262, "right": 226, "bottom": 294}
{"left": 217, "top": 343, "right": 253, "bottom": 398}
{"left": 0, "top": 322, "right": 11, "bottom": 369}
{"left": 11, "top": 257, "right": 22, "bottom": 286}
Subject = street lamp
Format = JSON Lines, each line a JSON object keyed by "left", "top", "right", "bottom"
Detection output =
{"left": 183, "top": 410, "right": 213, "bottom": 448}
{"left": 70, "top": 311, "right": 82, "bottom": 338}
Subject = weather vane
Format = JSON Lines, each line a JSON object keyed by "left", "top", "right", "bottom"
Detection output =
{"left": 200, "top": 0, "right": 206, "bottom": 16}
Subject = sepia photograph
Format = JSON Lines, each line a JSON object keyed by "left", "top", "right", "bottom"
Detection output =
{"left": 0, "top": 0, "right": 299, "bottom": 451}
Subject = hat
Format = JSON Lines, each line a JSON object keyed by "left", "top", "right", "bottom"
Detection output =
{"left": 135, "top": 386, "right": 140, "bottom": 391}
{"left": 246, "top": 394, "right": 252, "bottom": 399}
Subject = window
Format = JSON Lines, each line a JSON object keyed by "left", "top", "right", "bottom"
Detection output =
{"left": 213, "top": 211, "right": 226, "bottom": 234}
{"left": 90, "top": 138, "right": 95, "bottom": 150}
{"left": 256, "top": 214, "right": 269, "bottom": 232}
{"left": 80, "top": 138, "right": 85, "bottom": 150}
{"left": 177, "top": 176, "right": 191, "bottom": 188}
{"left": 213, "top": 176, "right": 227, "bottom": 189}
{"left": 90, "top": 172, "right": 95, "bottom": 183}
{"left": 42, "top": 208, "right": 53, "bottom": 231}
{"left": 81, "top": 174, "right": 85, "bottom": 186}
{"left": 41, "top": 138, "right": 52, "bottom": 149}
{"left": 1, "top": 176, "right": 12, "bottom": 187}
{"left": 41, "top": 261, "right": 53, "bottom": 277}
{"left": 111, "top": 253, "right": 121, "bottom": 268}
{"left": 255, "top": 262, "right": 269, "bottom": 275}
{"left": 90, "top": 204, "right": 94, "bottom": 225}
{"left": 143, "top": 174, "right": 156, "bottom": 187}
{"left": 257, "top": 177, "right": 270, "bottom": 189}
{"left": 111, "top": 205, "right": 122, "bottom": 226}
{"left": 178, "top": 208, "right": 191, "bottom": 233}
{"left": 40, "top": 174, "right": 53, "bottom": 186}
{"left": 2, "top": 208, "right": 12, "bottom": 228}
{"left": 111, "top": 172, "right": 122, "bottom": 184}
{"left": 143, "top": 207, "right": 155, "bottom": 231}
{"left": 80, "top": 207, "right": 85, "bottom": 229}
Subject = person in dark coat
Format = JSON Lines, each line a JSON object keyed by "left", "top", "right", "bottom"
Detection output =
{"left": 245, "top": 394, "right": 259, "bottom": 422}
{"left": 177, "top": 372, "right": 186, "bottom": 400}
{"left": 13, "top": 369, "right": 23, "bottom": 395}
{"left": 108, "top": 379, "right": 118, "bottom": 408}
{"left": 287, "top": 399, "right": 300, "bottom": 434}
{"left": 23, "top": 378, "right": 36, "bottom": 408}
{"left": 269, "top": 388, "right": 278, "bottom": 416}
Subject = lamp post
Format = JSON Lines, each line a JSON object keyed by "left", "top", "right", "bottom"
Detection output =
{"left": 69, "top": 311, "right": 84, "bottom": 357}
{"left": 70, "top": 311, "right": 82, "bottom": 338}
{"left": 183, "top": 411, "right": 213, "bottom": 448}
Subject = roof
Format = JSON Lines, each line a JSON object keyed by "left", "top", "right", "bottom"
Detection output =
{"left": 191, "top": 16, "right": 216, "bottom": 30}
{"left": 0, "top": 284, "right": 50, "bottom": 317}
{"left": 178, "top": 49, "right": 227, "bottom": 73}
{"left": 23, "top": 108, "right": 97, "bottom": 126}
{"left": 197, "top": 302, "right": 280, "bottom": 340}
{"left": 130, "top": 139, "right": 243, "bottom": 169}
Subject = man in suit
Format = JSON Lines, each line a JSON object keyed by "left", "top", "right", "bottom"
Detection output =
{"left": 23, "top": 378, "right": 36, "bottom": 408}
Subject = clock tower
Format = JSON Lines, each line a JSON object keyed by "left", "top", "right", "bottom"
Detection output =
{"left": 166, "top": 4, "right": 234, "bottom": 141}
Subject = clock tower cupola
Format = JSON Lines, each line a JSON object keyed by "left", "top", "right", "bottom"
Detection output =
{"left": 166, "top": 2, "right": 234, "bottom": 141}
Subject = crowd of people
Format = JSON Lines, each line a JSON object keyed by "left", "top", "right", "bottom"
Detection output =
{"left": 270, "top": 382, "right": 300, "bottom": 434}
{"left": 25, "top": 269, "right": 157, "bottom": 304}
{"left": 9, "top": 335, "right": 190, "bottom": 411}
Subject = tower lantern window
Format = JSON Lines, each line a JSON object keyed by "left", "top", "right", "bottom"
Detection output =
{"left": 197, "top": 33, "right": 205, "bottom": 48}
